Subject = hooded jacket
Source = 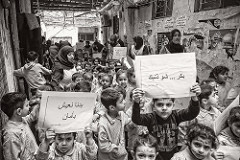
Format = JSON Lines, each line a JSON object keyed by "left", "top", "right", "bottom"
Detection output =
{"left": 14, "top": 62, "right": 52, "bottom": 89}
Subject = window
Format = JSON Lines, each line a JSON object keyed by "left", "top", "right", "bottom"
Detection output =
{"left": 194, "top": 0, "right": 240, "bottom": 12}
{"left": 78, "top": 33, "right": 94, "bottom": 41}
{"left": 153, "top": 0, "right": 174, "bottom": 19}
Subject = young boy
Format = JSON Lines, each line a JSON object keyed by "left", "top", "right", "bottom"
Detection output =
{"left": 98, "top": 88, "right": 130, "bottom": 160}
{"left": 14, "top": 51, "right": 52, "bottom": 96}
{"left": 1, "top": 92, "right": 41, "bottom": 160}
{"left": 38, "top": 127, "right": 98, "bottom": 160}
{"left": 132, "top": 84, "right": 201, "bottom": 160}
{"left": 196, "top": 84, "right": 221, "bottom": 128}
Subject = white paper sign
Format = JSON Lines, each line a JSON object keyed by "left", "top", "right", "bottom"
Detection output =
{"left": 134, "top": 53, "right": 197, "bottom": 98}
{"left": 38, "top": 91, "right": 97, "bottom": 133}
{"left": 113, "top": 47, "right": 127, "bottom": 59}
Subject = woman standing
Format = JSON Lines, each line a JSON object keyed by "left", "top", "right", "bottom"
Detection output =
{"left": 160, "top": 29, "right": 186, "bottom": 54}
{"left": 53, "top": 45, "right": 77, "bottom": 91}
{"left": 129, "top": 36, "right": 150, "bottom": 60}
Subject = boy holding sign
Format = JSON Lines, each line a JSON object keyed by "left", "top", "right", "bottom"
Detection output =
{"left": 131, "top": 84, "right": 201, "bottom": 160}
{"left": 37, "top": 126, "right": 98, "bottom": 160}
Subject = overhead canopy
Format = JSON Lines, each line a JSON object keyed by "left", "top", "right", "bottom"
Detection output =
{"left": 32, "top": 0, "right": 104, "bottom": 11}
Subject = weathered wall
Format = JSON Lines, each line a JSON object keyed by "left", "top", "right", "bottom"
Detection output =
{"left": 0, "top": 4, "right": 17, "bottom": 93}
{"left": 126, "top": 0, "right": 240, "bottom": 88}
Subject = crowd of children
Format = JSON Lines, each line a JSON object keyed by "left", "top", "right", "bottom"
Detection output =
{"left": 1, "top": 37, "right": 240, "bottom": 160}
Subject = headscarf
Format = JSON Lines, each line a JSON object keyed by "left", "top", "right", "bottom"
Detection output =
{"left": 55, "top": 46, "right": 74, "bottom": 70}
{"left": 166, "top": 29, "right": 184, "bottom": 53}
{"left": 49, "top": 45, "right": 59, "bottom": 61}
{"left": 133, "top": 36, "right": 144, "bottom": 50}
{"left": 166, "top": 41, "right": 184, "bottom": 53}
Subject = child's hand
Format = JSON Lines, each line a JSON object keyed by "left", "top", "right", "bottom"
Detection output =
{"left": 213, "top": 151, "right": 224, "bottom": 160}
{"left": 44, "top": 129, "right": 56, "bottom": 145}
{"left": 190, "top": 83, "right": 201, "bottom": 96}
{"left": 132, "top": 88, "right": 145, "bottom": 104}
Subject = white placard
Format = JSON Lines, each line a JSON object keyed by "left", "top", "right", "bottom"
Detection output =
{"left": 113, "top": 47, "right": 127, "bottom": 59}
{"left": 134, "top": 53, "right": 197, "bottom": 98}
{"left": 38, "top": 91, "right": 97, "bottom": 133}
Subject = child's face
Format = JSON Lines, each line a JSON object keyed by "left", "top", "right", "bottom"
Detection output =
{"left": 230, "top": 121, "right": 240, "bottom": 138}
{"left": 94, "top": 59, "right": 99, "bottom": 65}
{"left": 190, "top": 136, "right": 212, "bottom": 160}
{"left": 115, "top": 94, "right": 126, "bottom": 112}
{"left": 217, "top": 72, "right": 228, "bottom": 84}
{"left": 153, "top": 99, "right": 174, "bottom": 119}
{"left": 206, "top": 91, "right": 219, "bottom": 106}
{"left": 109, "top": 62, "right": 115, "bottom": 69}
{"left": 21, "top": 99, "right": 30, "bottom": 117}
{"left": 117, "top": 73, "right": 128, "bottom": 88}
{"left": 75, "top": 76, "right": 83, "bottom": 83}
{"left": 102, "top": 76, "right": 111, "bottom": 89}
{"left": 85, "top": 64, "right": 91, "bottom": 71}
{"left": 55, "top": 133, "right": 74, "bottom": 154}
{"left": 128, "top": 73, "right": 136, "bottom": 85}
{"left": 134, "top": 145, "right": 158, "bottom": 160}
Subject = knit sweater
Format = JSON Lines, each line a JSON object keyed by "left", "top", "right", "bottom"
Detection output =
{"left": 98, "top": 111, "right": 131, "bottom": 160}
{"left": 132, "top": 99, "right": 200, "bottom": 160}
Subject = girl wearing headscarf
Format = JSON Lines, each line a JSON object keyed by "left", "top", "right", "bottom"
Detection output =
{"left": 160, "top": 29, "right": 186, "bottom": 54}
{"left": 53, "top": 45, "right": 77, "bottom": 90}
{"left": 129, "top": 36, "right": 150, "bottom": 60}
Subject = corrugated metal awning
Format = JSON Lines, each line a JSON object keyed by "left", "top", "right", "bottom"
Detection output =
{"left": 32, "top": 0, "right": 104, "bottom": 11}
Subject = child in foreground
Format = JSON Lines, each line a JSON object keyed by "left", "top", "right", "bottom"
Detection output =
{"left": 214, "top": 106, "right": 240, "bottom": 160}
{"left": 38, "top": 126, "right": 98, "bottom": 160}
{"left": 131, "top": 134, "right": 163, "bottom": 160}
{"left": 1, "top": 92, "right": 41, "bottom": 160}
{"left": 98, "top": 88, "right": 130, "bottom": 160}
{"left": 132, "top": 84, "right": 201, "bottom": 160}
{"left": 171, "top": 123, "right": 217, "bottom": 160}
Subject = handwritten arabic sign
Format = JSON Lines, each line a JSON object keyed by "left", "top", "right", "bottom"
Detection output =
{"left": 38, "top": 91, "right": 97, "bottom": 133}
{"left": 134, "top": 53, "right": 197, "bottom": 98}
{"left": 113, "top": 47, "right": 127, "bottom": 59}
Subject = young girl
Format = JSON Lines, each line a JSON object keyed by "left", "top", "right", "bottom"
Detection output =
{"left": 215, "top": 106, "right": 240, "bottom": 160}
{"left": 127, "top": 68, "right": 136, "bottom": 88}
{"left": 92, "top": 74, "right": 113, "bottom": 125}
{"left": 209, "top": 66, "right": 238, "bottom": 111}
{"left": 116, "top": 69, "right": 133, "bottom": 112}
{"left": 171, "top": 123, "right": 217, "bottom": 160}
{"left": 218, "top": 106, "right": 240, "bottom": 146}
{"left": 131, "top": 134, "right": 161, "bottom": 160}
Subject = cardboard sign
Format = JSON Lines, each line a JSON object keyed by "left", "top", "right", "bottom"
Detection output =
{"left": 134, "top": 53, "right": 197, "bottom": 98}
{"left": 113, "top": 47, "right": 127, "bottom": 59}
{"left": 38, "top": 91, "right": 97, "bottom": 133}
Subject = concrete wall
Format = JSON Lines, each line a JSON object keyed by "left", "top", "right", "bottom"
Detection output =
{"left": 126, "top": 0, "right": 240, "bottom": 88}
